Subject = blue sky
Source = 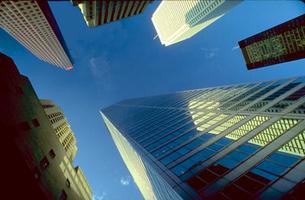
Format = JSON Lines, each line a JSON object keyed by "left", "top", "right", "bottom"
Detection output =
{"left": 0, "top": 1, "right": 305, "bottom": 200}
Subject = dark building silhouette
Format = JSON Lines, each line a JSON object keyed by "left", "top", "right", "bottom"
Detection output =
{"left": 239, "top": 14, "right": 305, "bottom": 70}
{"left": 0, "top": 52, "right": 90, "bottom": 199}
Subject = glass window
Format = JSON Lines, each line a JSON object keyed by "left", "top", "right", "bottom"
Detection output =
{"left": 248, "top": 118, "right": 299, "bottom": 146}
{"left": 140, "top": 116, "right": 192, "bottom": 145}
{"left": 32, "top": 118, "right": 40, "bottom": 127}
{"left": 265, "top": 82, "right": 301, "bottom": 101}
{"left": 170, "top": 116, "right": 271, "bottom": 178}
{"left": 159, "top": 133, "right": 215, "bottom": 165}
{"left": 170, "top": 135, "right": 234, "bottom": 177}
{"left": 282, "top": 179, "right": 305, "bottom": 199}
{"left": 145, "top": 122, "right": 195, "bottom": 151}
{"left": 130, "top": 109, "right": 178, "bottom": 136}
{"left": 225, "top": 116, "right": 270, "bottom": 141}
{"left": 221, "top": 83, "right": 268, "bottom": 109}
{"left": 230, "top": 81, "right": 281, "bottom": 111}
{"left": 152, "top": 128, "right": 199, "bottom": 158}
{"left": 265, "top": 83, "right": 305, "bottom": 113}
{"left": 290, "top": 102, "right": 305, "bottom": 115}
{"left": 49, "top": 149, "right": 56, "bottom": 159}
{"left": 183, "top": 118, "right": 300, "bottom": 189}
{"left": 135, "top": 111, "right": 189, "bottom": 141}
{"left": 216, "top": 129, "right": 305, "bottom": 198}
{"left": 247, "top": 80, "right": 298, "bottom": 111}
{"left": 209, "top": 115, "right": 246, "bottom": 135}
{"left": 40, "top": 156, "right": 49, "bottom": 170}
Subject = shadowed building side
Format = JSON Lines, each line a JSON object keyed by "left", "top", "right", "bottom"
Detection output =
{"left": 0, "top": 52, "right": 91, "bottom": 200}
{"left": 72, "top": 0, "right": 152, "bottom": 28}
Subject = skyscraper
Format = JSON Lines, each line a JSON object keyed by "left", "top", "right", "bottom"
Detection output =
{"left": 0, "top": 52, "right": 91, "bottom": 199}
{"left": 102, "top": 77, "right": 305, "bottom": 199}
{"left": 41, "top": 100, "right": 78, "bottom": 162}
{"left": 72, "top": 0, "right": 152, "bottom": 28}
{"left": 239, "top": 14, "right": 305, "bottom": 70}
{"left": 151, "top": 0, "right": 241, "bottom": 46}
{"left": 0, "top": 1, "right": 73, "bottom": 70}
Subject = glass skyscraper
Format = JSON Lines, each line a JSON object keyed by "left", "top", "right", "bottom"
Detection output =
{"left": 101, "top": 76, "right": 305, "bottom": 199}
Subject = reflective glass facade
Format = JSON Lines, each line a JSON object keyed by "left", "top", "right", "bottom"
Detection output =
{"left": 101, "top": 76, "right": 305, "bottom": 200}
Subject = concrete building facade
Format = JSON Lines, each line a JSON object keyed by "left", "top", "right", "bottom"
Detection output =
{"left": 75, "top": 166, "right": 93, "bottom": 200}
{"left": 102, "top": 76, "right": 305, "bottom": 199}
{"left": 41, "top": 100, "right": 78, "bottom": 162}
{"left": 151, "top": 0, "right": 241, "bottom": 46}
{"left": 0, "top": 0, "right": 73, "bottom": 70}
{"left": 72, "top": 0, "right": 152, "bottom": 27}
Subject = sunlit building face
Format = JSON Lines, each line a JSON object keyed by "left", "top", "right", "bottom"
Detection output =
{"left": 0, "top": 1, "right": 73, "bottom": 70}
{"left": 151, "top": 0, "right": 241, "bottom": 46}
{"left": 102, "top": 76, "right": 305, "bottom": 199}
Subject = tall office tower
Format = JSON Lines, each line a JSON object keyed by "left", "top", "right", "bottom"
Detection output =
{"left": 41, "top": 100, "right": 78, "bottom": 162}
{"left": 239, "top": 14, "right": 305, "bottom": 70}
{"left": 0, "top": 52, "right": 91, "bottom": 200}
{"left": 72, "top": 0, "right": 152, "bottom": 28}
{"left": 0, "top": 1, "right": 73, "bottom": 70}
{"left": 102, "top": 77, "right": 305, "bottom": 199}
{"left": 151, "top": 0, "right": 241, "bottom": 46}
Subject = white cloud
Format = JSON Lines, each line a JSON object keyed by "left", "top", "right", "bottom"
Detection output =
{"left": 89, "top": 55, "right": 111, "bottom": 79}
{"left": 200, "top": 48, "right": 219, "bottom": 59}
{"left": 88, "top": 55, "right": 116, "bottom": 91}
{"left": 120, "top": 176, "right": 131, "bottom": 186}
{"left": 232, "top": 45, "right": 240, "bottom": 51}
{"left": 93, "top": 192, "right": 107, "bottom": 200}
